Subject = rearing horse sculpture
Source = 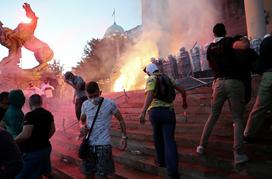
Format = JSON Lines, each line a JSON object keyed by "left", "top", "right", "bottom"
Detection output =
{"left": 0, "top": 3, "right": 53, "bottom": 71}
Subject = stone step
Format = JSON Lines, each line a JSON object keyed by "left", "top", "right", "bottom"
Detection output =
{"left": 51, "top": 141, "right": 163, "bottom": 179}
{"left": 51, "top": 153, "right": 84, "bottom": 179}
{"left": 54, "top": 127, "right": 272, "bottom": 156}
{"left": 111, "top": 137, "right": 272, "bottom": 178}
{"left": 116, "top": 95, "right": 212, "bottom": 108}
{"left": 52, "top": 132, "right": 272, "bottom": 178}
{"left": 117, "top": 105, "right": 233, "bottom": 115}
{"left": 112, "top": 149, "right": 258, "bottom": 179}
{"left": 117, "top": 105, "right": 253, "bottom": 115}
{"left": 120, "top": 113, "right": 235, "bottom": 124}
{"left": 111, "top": 120, "right": 233, "bottom": 137}
{"left": 109, "top": 129, "right": 272, "bottom": 155}
{"left": 111, "top": 94, "right": 212, "bottom": 106}
{"left": 55, "top": 123, "right": 272, "bottom": 155}
{"left": 51, "top": 138, "right": 254, "bottom": 179}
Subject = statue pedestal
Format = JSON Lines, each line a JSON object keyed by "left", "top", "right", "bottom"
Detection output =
{"left": 0, "top": 62, "right": 45, "bottom": 91}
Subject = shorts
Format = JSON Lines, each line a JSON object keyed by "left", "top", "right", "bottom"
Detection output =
{"left": 81, "top": 145, "right": 115, "bottom": 177}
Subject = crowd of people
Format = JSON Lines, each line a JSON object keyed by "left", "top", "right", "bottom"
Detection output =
{"left": 0, "top": 91, "right": 55, "bottom": 178}
{"left": 196, "top": 24, "right": 272, "bottom": 165}
{"left": 0, "top": 22, "right": 271, "bottom": 179}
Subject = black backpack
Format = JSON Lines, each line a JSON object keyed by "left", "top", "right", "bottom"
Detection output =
{"left": 153, "top": 74, "right": 176, "bottom": 103}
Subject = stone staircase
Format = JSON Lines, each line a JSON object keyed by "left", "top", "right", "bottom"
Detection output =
{"left": 50, "top": 85, "right": 272, "bottom": 179}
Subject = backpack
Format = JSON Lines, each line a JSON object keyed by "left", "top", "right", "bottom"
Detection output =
{"left": 153, "top": 74, "right": 176, "bottom": 103}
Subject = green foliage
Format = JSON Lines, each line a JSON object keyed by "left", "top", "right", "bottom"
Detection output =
{"left": 73, "top": 35, "right": 132, "bottom": 82}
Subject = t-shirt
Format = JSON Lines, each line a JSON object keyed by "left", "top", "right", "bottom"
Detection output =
{"left": 207, "top": 37, "right": 240, "bottom": 79}
{"left": 70, "top": 76, "right": 86, "bottom": 99}
{"left": 234, "top": 48, "right": 258, "bottom": 81}
{"left": 81, "top": 98, "right": 118, "bottom": 145}
{"left": 23, "top": 108, "right": 54, "bottom": 152}
{"left": 145, "top": 73, "right": 176, "bottom": 111}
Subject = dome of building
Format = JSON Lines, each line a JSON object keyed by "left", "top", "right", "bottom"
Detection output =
{"left": 104, "top": 22, "right": 126, "bottom": 38}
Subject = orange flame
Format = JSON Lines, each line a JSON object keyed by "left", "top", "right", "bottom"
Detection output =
{"left": 113, "top": 40, "right": 158, "bottom": 92}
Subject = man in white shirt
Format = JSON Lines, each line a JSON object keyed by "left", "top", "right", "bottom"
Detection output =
{"left": 80, "top": 81, "right": 127, "bottom": 179}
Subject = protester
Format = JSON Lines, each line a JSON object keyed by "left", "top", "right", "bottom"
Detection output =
{"left": 244, "top": 34, "right": 272, "bottom": 143}
{"left": 40, "top": 79, "right": 55, "bottom": 98}
{"left": 139, "top": 63, "right": 187, "bottom": 179}
{"left": 80, "top": 81, "right": 127, "bottom": 179}
{"left": 232, "top": 36, "right": 259, "bottom": 104}
{"left": 27, "top": 81, "right": 42, "bottom": 96}
{"left": 0, "top": 91, "right": 9, "bottom": 121}
{"left": 0, "top": 89, "right": 25, "bottom": 138}
{"left": 15, "top": 94, "right": 55, "bottom": 179}
{"left": 64, "top": 71, "right": 88, "bottom": 121}
{"left": 40, "top": 79, "right": 55, "bottom": 109}
{"left": 196, "top": 23, "right": 248, "bottom": 164}
{"left": 0, "top": 127, "right": 23, "bottom": 178}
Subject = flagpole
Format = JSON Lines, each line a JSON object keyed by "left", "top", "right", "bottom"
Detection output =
{"left": 112, "top": 9, "right": 116, "bottom": 23}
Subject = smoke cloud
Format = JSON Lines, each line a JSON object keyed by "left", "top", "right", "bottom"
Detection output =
{"left": 112, "top": 0, "right": 220, "bottom": 91}
{"left": 142, "top": 0, "right": 221, "bottom": 56}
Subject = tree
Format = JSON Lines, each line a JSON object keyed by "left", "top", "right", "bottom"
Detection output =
{"left": 73, "top": 35, "right": 132, "bottom": 83}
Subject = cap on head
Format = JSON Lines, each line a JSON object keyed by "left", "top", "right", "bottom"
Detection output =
{"left": 144, "top": 63, "right": 159, "bottom": 75}
{"left": 64, "top": 71, "right": 74, "bottom": 80}
{"left": 213, "top": 23, "right": 226, "bottom": 37}
{"left": 264, "top": 34, "right": 271, "bottom": 39}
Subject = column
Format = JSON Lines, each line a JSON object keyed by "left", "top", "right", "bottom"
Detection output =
{"left": 244, "top": 0, "right": 266, "bottom": 39}
{"left": 264, "top": 0, "right": 272, "bottom": 33}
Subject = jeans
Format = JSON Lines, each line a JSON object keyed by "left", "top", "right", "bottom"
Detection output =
{"left": 199, "top": 79, "right": 245, "bottom": 154}
{"left": 149, "top": 107, "right": 179, "bottom": 177}
{"left": 75, "top": 96, "right": 88, "bottom": 120}
{"left": 244, "top": 72, "right": 272, "bottom": 137}
{"left": 16, "top": 146, "right": 52, "bottom": 179}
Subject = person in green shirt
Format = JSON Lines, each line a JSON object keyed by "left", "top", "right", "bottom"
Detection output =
{"left": 139, "top": 63, "right": 187, "bottom": 179}
{"left": 0, "top": 89, "right": 25, "bottom": 138}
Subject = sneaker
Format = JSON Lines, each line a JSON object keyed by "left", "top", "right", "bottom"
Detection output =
{"left": 234, "top": 154, "right": 249, "bottom": 164}
{"left": 196, "top": 145, "right": 205, "bottom": 155}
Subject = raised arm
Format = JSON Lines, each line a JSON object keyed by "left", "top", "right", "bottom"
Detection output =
{"left": 174, "top": 84, "right": 188, "bottom": 109}
{"left": 23, "top": 3, "right": 38, "bottom": 20}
